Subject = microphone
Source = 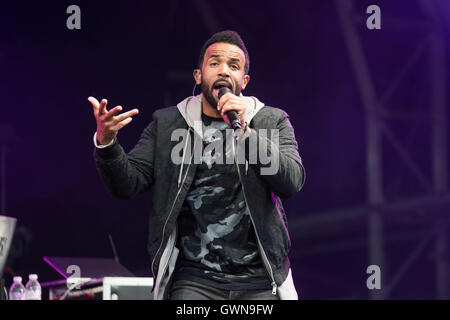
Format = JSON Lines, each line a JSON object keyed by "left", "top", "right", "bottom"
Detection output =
{"left": 218, "top": 87, "right": 242, "bottom": 130}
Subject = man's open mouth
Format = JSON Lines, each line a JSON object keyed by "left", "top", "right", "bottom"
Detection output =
{"left": 213, "top": 81, "right": 233, "bottom": 98}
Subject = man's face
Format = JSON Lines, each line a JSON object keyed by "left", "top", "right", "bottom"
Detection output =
{"left": 198, "top": 42, "right": 249, "bottom": 109}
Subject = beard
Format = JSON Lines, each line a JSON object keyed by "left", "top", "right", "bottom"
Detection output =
{"left": 201, "top": 79, "right": 241, "bottom": 109}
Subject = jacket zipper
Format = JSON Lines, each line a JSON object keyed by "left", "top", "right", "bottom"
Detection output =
{"left": 155, "top": 221, "right": 178, "bottom": 299}
{"left": 232, "top": 138, "right": 277, "bottom": 295}
{"left": 151, "top": 127, "right": 194, "bottom": 290}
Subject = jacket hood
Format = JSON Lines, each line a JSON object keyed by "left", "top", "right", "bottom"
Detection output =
{"left": 176, "top": 94, "right": 265, "bottom": 139}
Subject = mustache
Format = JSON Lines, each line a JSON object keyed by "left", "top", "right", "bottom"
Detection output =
{"left": 211, "top": 79, "right": 233, "bottom": 91}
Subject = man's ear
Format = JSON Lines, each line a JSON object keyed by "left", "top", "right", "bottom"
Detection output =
{"left": 193, "top": 69, "right": 201, "bottom": 85}
{"left": 241, "top": 74, "right": 250, "bottom": 91}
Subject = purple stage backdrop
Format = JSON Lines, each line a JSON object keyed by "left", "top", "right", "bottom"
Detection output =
{"left": 1, "top": 0, "right": 449, "bottom": 299}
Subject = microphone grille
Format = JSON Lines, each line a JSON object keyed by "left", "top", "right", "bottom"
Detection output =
{"left": 218, "top": 87, "right": 231, "bottom": 99}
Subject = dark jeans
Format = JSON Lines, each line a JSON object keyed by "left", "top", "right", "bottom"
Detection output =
{"left": 169, "top": 280, "right": 280, "bottom": 300}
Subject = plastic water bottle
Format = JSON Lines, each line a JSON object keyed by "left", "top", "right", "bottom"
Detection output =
{"left": 9, "top": 276, "right": 26, "bottom": 300}
{"left": 25, "top": 274, "right": 42, "bottom": 300}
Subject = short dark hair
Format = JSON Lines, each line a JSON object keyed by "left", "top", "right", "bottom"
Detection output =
{"left": 198, "top": 30, "right": 250, "bottom": 74}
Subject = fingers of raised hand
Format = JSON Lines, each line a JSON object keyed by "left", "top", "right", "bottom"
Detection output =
{"left": 89, "top": 96, "right": 139, "bottom": 131}
{"left": 99, "top": 99, "right": 108, "bottom": 115}
{"left": 100, "top": 105, "right": 123, "bottom": 121}
{"left": 104, "top": 108, "right": 139, "bottom": 131}
{"left": 111, "top": 117, "right": 134, "bottom": 131}
{"left": 88, "top": 97, "right": 109, "bottom": 118}
{"left": 88, "top": 96, "right": 100, "bottom": 115}
{"left": 113, "top": 108, "right": 139, "bottom": 122}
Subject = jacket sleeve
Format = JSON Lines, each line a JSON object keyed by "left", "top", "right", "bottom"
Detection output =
{"left": 93, "top": 119, "right": 156, "bottom": 200}
{"left": 240, "top": 110, "right": 306, "bottom": 198}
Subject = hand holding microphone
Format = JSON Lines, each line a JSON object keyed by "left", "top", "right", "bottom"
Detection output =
{"left": 217, "top": 87, "right": 248, "bottom": 132}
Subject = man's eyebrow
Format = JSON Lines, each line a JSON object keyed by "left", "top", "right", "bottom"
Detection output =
{"left": 208, "top": 54, "right": 223, "bottom": 60}
{"left": 208, "top": 54, "right": 242, "bottom": 64}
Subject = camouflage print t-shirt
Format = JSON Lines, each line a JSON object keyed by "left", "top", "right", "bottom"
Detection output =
{"left": 173, "top": 112, "right": 271, "bottom": 290}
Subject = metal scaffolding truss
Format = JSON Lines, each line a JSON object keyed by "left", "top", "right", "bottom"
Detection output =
{"left": 160, "top": 0, "right": 448, "bottom": 299}
{"left": 291, "top": 0, "right": 448, "bottom": 299}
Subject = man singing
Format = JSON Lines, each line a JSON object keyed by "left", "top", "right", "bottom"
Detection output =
{"left": 89, "top": 30, "right": 305, "bottom": 300}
